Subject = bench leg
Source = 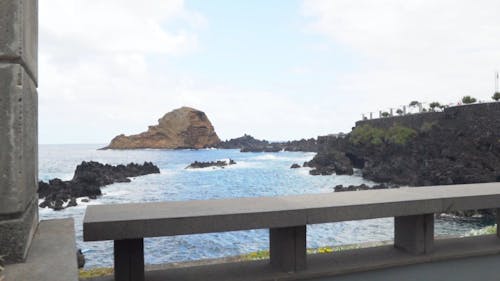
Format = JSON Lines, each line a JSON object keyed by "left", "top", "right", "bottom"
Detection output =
{"left": 114, "top": 239, "right": 144, "bottom": 281}
{"left": 394, "top": 214, "right": 434, "bottom": 254}
{"left": 269, "top": 225, "right": 306, "bottom": 272}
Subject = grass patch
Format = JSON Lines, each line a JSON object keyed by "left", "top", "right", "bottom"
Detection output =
{"left": 79, "top": 267, "right": 114, "bottom": 279}
{"left": 466, "top": 225, "right": 496, "bottom": 236}
{"left": 240, "top": 244, "right": 371, "bottom": 261}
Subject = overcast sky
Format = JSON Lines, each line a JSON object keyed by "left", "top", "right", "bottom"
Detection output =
{"left": 39, "top": 0, "right": 500, "bottom": 144}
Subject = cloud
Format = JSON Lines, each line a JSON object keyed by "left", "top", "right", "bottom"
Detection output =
{"left": 38, "top": 0, "right": 206, "bottom": 143}
{"left": 301, "top": 0, "right": 500, "bottom": 114}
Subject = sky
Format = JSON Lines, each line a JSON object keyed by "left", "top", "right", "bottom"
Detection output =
{"left": 39, "top": 0, "right": 500, "bottom": 144}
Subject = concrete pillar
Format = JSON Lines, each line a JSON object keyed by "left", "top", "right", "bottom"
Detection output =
{"left": 394, "top": 214, "right": 434, "bottom": 255}
{"left": 270, "top": 226, "right": 307, "bottom": 272}
{"left": 369, "top": 112, "right": 373, "bottom": 119}
{"left": 403, "top": 106, "right": 407, "bottom": 115}
{"left": 0, "top": 0, "right": 39, "bottom": 263}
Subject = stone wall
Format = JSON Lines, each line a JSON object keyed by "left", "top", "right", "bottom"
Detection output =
{"left": 355, "top": 102, "right": 500, "bottom": 131}
{"left": 0, "top": 0, "right": 39, "bottom": 263}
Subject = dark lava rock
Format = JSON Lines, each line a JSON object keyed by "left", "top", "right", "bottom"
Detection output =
{"left": 333, "top": 183, "right": 398, "bottom": 192}
{"left": 77, "top": 249, "right": 85, "bottom": 268}
{"left": 217, "top": 134, "right": 318, "bottom": 152}
{"left": 38, "top": 161, "right": 160, "bottom": 211}
{"left": 305, "top": 150, "right": 353, "bottom": 175}
{"left": 290, "top": 163, "right": 301, "bottom": 169}
{"left": 186, "top": 159, "right": 236, "bottom": 169}
{"left": 67, "top": 197, "right": 77, "bottom": 208}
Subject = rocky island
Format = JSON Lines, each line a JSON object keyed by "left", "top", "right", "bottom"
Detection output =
{"left": 103, "top": 107, "right": 221, "bottom": 149}
{"left": 38, "top": 161, "right": 160, "bottom": 210}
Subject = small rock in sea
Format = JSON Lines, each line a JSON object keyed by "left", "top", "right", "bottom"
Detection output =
{"left": 77, "top": 249, "right": 85, "bottom": 268}
{"left": 66, "top": 197, "right": 78, "bottom": 207}
{"left": 290, "top": 163, "right": 301, "bottom": 169}
{"left": 186, "top": 159, "right": 236, "bottom": 169}
{"left": 88, "top": 195, "right": 97, "bottom": 200}
{"left": 81, "top": 198, "right": 89, "bottom": 203}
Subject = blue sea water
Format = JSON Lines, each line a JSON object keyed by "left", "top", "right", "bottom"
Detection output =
{"left": 39, "top": 144, "right": 492, "bottom": 268}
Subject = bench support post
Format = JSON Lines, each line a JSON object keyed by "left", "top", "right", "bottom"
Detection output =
{"left": 394, "top": 214, "right": 434, "bottom": 254}
{"left": 114, "top": 239, "right": 144, "bottom": 281}
{"left": 269, "top": 225, "right": 306, "bottom": 272}
{"left": 496, "top": 209, "right": 500, "bottom": 238}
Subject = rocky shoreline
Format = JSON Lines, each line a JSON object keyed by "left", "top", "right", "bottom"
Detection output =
{"left": 186, "top": 159, "right": 236, "bottom": 169}
{"left": 38, "top": 161, "right": 160, "bottom": 210}
{"left": 216, "top": 134, "right": 318, "bottom": 152}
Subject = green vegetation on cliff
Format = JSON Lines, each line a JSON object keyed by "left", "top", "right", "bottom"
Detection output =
{"left": 350, "top": 124, "right": 417, "bottom": 145}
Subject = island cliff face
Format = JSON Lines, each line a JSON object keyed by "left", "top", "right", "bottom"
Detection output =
{"left": 104, "top": 107, "right": 221, "bottom": 149}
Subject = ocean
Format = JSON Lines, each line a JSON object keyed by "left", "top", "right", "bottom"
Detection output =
{"left": 39, "top": 144, "right": 492, "bottom": 268}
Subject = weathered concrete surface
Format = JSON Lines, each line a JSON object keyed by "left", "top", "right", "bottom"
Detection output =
{"left": 88, "top": 235, "right": 500, "bottom": 281}
{"left": 0, "top": 199, "right": 38, "bottom": 263}
{"left": 0, "top": 0, "right": 39, "bottom": 264}
{"left": 394, "top": 214, "right": 434, "bottom": 254}
{"left": 0, "top": 63, "right": 38, "bottom": 216}
{"left": 0, "top": 62, "right": 38, "bottom": 263}
{"left": 84, "top": 182, "right": 500, "bottom": 241}
{"left": 0, "top": 0, "right": 38, "bottom": 83}
{"left": 270, "top": 226, "right": 306, "bottom": 272}
{"left": 4, "top": 219, "right": 78, "bottom": 281}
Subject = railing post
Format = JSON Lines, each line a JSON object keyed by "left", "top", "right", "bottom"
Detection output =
{"left": 269, "top": 225, "right": 307, "bottom": 272}
{"left": 394, "top": 214, "right": 434, "bottom": 254}
{"left": 114, "top": 239, "right": 144, "bottom": 281}
{"left": 496, "top": 209, "right": 500, "bottom": 238}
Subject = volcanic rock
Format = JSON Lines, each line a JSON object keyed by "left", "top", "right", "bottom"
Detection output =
{"left": 186, "top": 159, "right": 236, "bottom": 169}
{"left": 104, "top": 107, "right": 221, "bottom": 149}
{"left": 38, "top": 161, "right": 160, "bottom": 210}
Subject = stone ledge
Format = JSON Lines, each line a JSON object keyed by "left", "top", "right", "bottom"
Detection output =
{"left": 4, "top": 219, "right": 78, "bottom": 281}
{"left": 87, "top": 235, "right": 500, "bottom": 281}
{"left": 0, "top": 199, "right": 38, "bottom": 263}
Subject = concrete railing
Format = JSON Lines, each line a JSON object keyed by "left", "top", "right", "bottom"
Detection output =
{"left": 83, "top": 182, "right": 500, "bottom": 281}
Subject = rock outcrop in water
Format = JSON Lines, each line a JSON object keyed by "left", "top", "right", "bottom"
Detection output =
{"left": 104, "top": 107, "right": 221, "bottom": 149}
{"left": 186, "top": 159, "right": 236, "bottom": 169}
{"left": 310, "top": 103, "right": 500, "bottom": 187}
{"left": 216, "top": 134, "right": 318, "bottom": 152}
{"left": 38, "top": 161, "right": 160, "bottom": 210}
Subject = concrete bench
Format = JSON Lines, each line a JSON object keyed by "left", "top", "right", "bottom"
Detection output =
{"left": 83, "top": 182, "right": 500, "bottom": 281}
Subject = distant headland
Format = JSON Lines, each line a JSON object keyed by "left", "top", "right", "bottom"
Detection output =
{"left": 103, "top": 106, "right": 221, "bottom": 149}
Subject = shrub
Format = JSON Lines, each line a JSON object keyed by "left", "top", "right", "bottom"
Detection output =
{"left": 350, "top": 125, "right": 386, "bottom": 145}
{"left": 462, "top": 95, "right": 477, "bottom": 104}
{"left": 493, "top": 92, "right": 500, "bottom": 101}
{"left": 429, "top": 102, "right": 441, "bottom": 111}
{"left": 381, "top": 112, "right": 390, "bottom": 118}
{"left": 386, "top": 125, "right": 417, "bottom": 145}
{"left": 350, "top": 124, "right": 416, "bottom": 145}
{"left": 396, "top": 109, "right": 403, "bottom": 115}
{"left": 409, "top": 101, "right": 419, "bottom": 107}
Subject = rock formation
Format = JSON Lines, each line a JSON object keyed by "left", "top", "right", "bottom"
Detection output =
{"left": 310, "top": 103, "right": 500, "bottom": 186}
{"left": 104, "top": 107, "right": 221, "bottom": 149}
{"left": 216, "top": 134, "right": 318, "bottom": 152}
{"left": 38, "top": 161, "right": 160, "bottom": 210}
{"left": 186, "top": 159, "right": 236, "bottom": 169}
